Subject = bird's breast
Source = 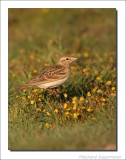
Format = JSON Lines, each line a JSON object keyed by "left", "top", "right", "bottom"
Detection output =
{"left": 36, "top": 75, "right": 70, "bottom": 89}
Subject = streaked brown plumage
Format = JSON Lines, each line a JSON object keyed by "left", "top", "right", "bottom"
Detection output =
{"left": 12, "top": 56, "right": 78, "bottom": 93}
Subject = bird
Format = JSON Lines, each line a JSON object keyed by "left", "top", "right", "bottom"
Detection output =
{"left": 12, "top": 55, "right": 78, "bottom": 93}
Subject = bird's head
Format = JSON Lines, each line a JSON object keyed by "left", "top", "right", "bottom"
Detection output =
{"left": 58, "top": 56, "right": 78, "bottom": 66}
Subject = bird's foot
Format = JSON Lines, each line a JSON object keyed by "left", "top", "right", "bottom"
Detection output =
{"left": 46, "top": 88, "right": 60, "bottom": 98}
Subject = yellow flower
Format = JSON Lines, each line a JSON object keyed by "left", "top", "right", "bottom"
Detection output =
{"left": 36, "top": 108, "right": 41, "bottom": 112}
{"left": 30, "top": 100, "right": 34, "bottom": 104}
{"left": 41, "top": 89, "right": 43, "bottom": 92}
{"left": 82, "top": 106, "right": 86, "bottom": 109}
{"left": 102, "top": 103, "right": 105, "bottom": 106}
{"left": 33, "top": 69, "right": 38, "bottom": 73}
{"left": 45, "top": 123, "right": 50, "bottom": 128}
{"left": 22, "top": 96, "right": 26, "bottom": 100}
{"left": 73, "top": 113, "right": 78, "bottom": 119}
{"left": 28, "top": 95, "right": 31, "bottom": 99}
{"left": 92, "top": 88, "right": 96, "bottom": 93}
{"left": 97, "top": 89, "right": 103, "bottom": 94}
{"left": 54, "top": 109, "right": 58, "bottom": 113}
{"left": 33, "top": 89, "right": 37, "bottom": 93}
{"left": 101, "top": 98, "right": 106, "bottom": 102}
{"left": 92, "top": 117, "right": 96, "bottom": 120}
{"left": 64, "top": 93, "right": 67, "bottom": 98}
{"left": 87, "top": 92, "right": 91, "bottom": 97}
{"left": 67, "top": 108, "right": 70, "bottom": 111}
{"left": 65, "top": 112, "right": 69, "bottom": 115}
{"left": 95, "top": 97, "right": 98, "bottom": 101}
{"left": 106, "top": 80, "right": 111, "bottom": 85}
{"left": 23, "top": 89, "right": 26, "bottom": 92}
{"left": 72, "top": 100, "right": 76, "bottom": 104}
{"left": 38, "top": 98, "right": 41, "bottom": 102}
{"left": 84, "top": 52, "right": 89, "bottom": 58}
{"left": 87, "top": 107, "right": 93, "bottom": 112}
{"left": 30, "top": 53, "right": 35, "bottom": 60}
{"left": 80, "top": 97, "right": 84, "bottom": 101}
{"left": 46, "top": 112, "right": 50, "bottom": 116}
{"left": 111, "top": 87, "right": 116, "bottom": 91}
{"left": 50, "top": 124, "right": 52, "bottom": 127}
{"left": 16, "top": 95, "right": 19, "bottom": 98}
{"left": 86, "top": 72, "right": 89, "bottom": 76}
{"left": 64, "top": 103, "right": 67, "bottom": 109}
{"left": 96, "top": 77, "right": 101, "bottom": 81}
{"left": 82, "top": 68, "right": 87, "bottom": 73}
{"left": 73, "top": 106, "right": 77, "bottom": 110}
{"left": 39, "top": 95, "right": 42, "bottom": 97}
{"left": 42, "top": 109, "right": 45, "bottom": 112}
{"left": 71, "top": 66, "right": 75, "bottom": 70}
{"left": 72, "top": 97, "right": 77, "bottom": 101}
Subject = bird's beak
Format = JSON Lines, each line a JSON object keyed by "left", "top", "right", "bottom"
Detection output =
{"left": 72, "top": 57, "right": 78, "bottom": 61}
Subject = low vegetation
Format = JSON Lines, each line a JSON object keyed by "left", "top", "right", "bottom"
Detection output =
{"left": 9, "top": 8, "right": 116, "bottom": 150}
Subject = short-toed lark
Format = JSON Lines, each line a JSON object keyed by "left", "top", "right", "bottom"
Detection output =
{"left": 12, "top": 56, "right": 78, "bottom": 93}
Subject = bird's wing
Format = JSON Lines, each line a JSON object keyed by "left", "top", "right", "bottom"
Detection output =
{"left": 27, "top": 65, "right": 68, "bottom": 86}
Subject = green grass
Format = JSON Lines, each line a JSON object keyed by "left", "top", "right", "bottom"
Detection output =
{"left": 8, "top": 8, "right": 116, "bottom": 150}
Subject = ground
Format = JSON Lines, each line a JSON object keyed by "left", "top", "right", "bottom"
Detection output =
{"left": 8, "top": 8, "right": 116, "bottom": 150}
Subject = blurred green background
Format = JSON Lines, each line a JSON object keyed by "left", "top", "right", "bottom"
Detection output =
{"left": 8, "top": 8, "right": 116, "bottom": 150}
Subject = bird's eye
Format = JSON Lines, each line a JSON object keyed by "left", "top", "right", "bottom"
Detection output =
{"left": 66, "top": 58, "right": 69, "bottom": 60}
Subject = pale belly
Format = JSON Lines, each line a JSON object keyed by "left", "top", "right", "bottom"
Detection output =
{"left": 36, "top": 76, "right": 69, "bottom": 89}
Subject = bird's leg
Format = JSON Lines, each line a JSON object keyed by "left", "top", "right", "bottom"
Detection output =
{"left": 46, "top": 89, "right": 53, "bottom": 96}
{"left": 45, "top": 88, "right": 62, "bottom": 104}
{"left": 46, "top": 88, "right": 55, "bottom": 96}
{"left": 46, "top": 88, "right": 60, "bottom": 98}
{"left": 53, "top": 88, "right": 60, "bottom": 98}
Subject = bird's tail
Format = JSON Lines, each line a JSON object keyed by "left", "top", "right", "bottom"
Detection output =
{"left": 11, "top": 84, "right": 30, "bottom": 93}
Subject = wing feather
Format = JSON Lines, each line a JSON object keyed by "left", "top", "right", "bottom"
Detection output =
{"left": 27, "top": 65, "right": 68, "bottom": 86}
